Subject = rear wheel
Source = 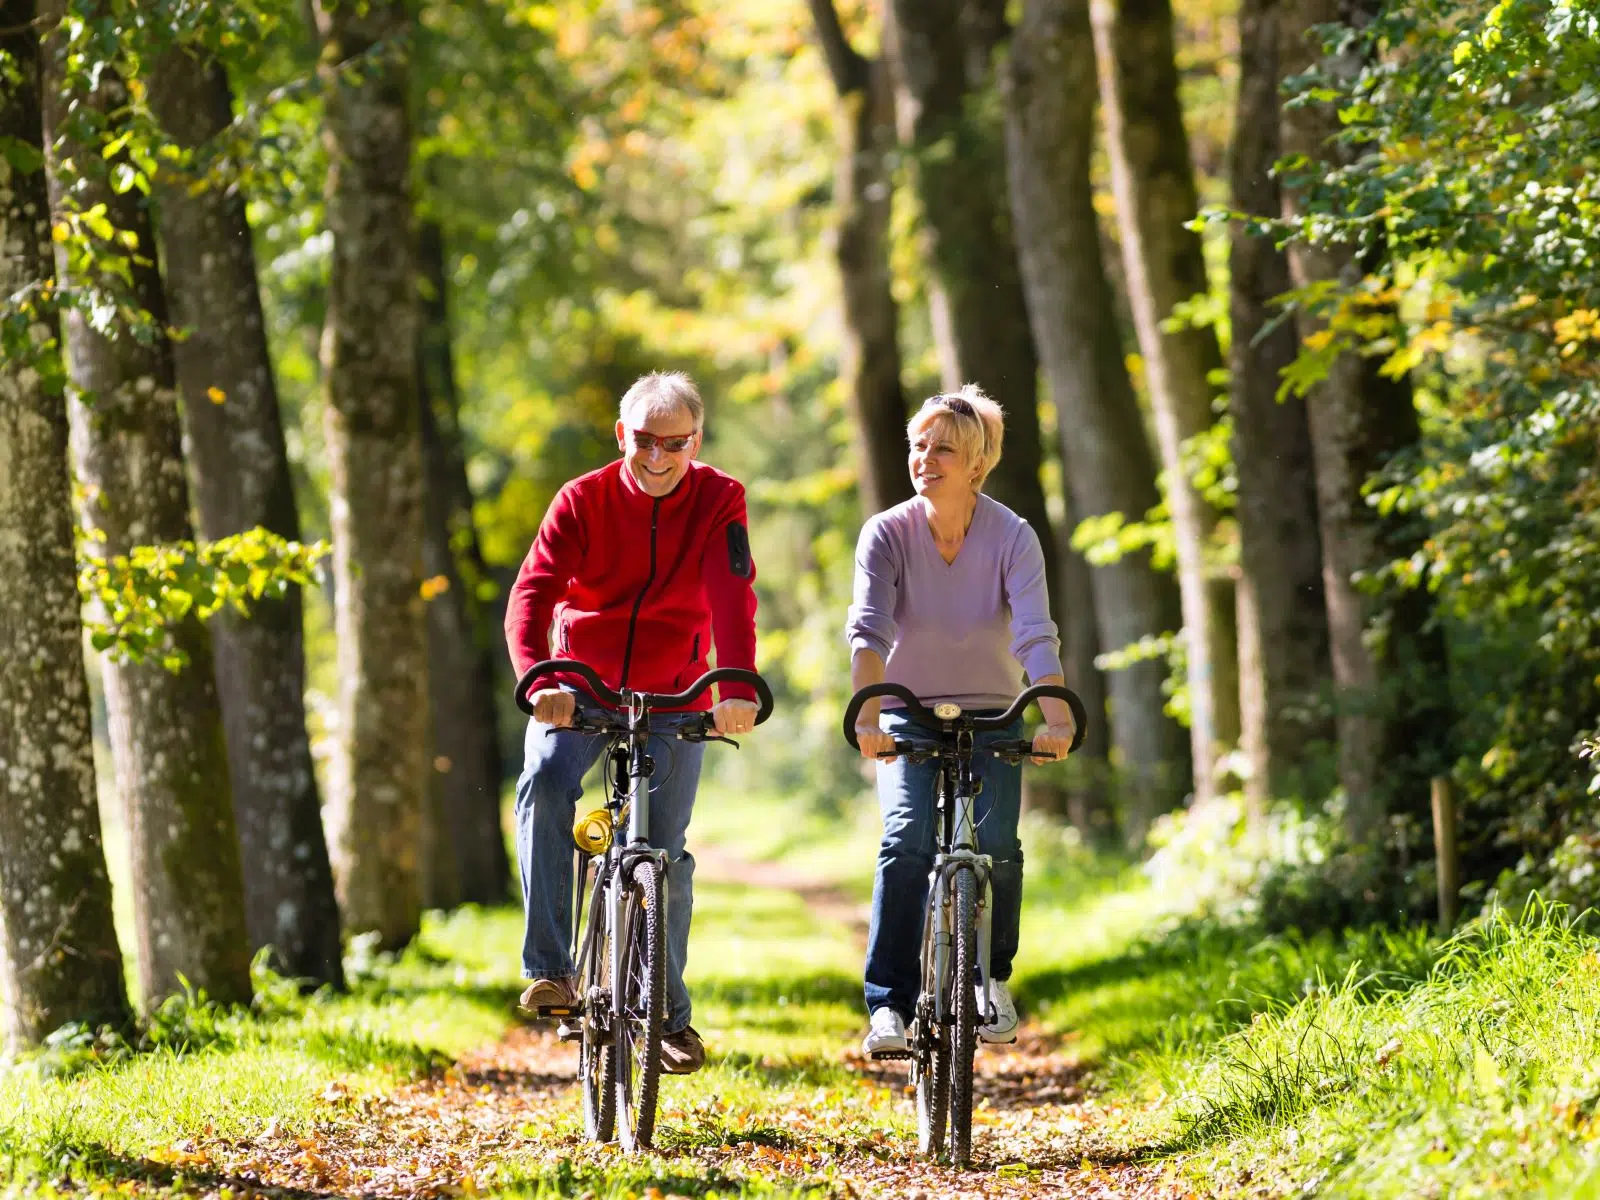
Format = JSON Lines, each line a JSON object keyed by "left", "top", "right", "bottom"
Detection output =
{"left": 948, "top": 867, "right": 978, "bottom": 1167}
{"left": 579, "top": 866, "right": 616, "bottom": 1142}
{"left": 914, "top": 994, "right": 949, "bottom": 1154}
{"left": 615, "top": 858, "right": 665, "bottom": 1150}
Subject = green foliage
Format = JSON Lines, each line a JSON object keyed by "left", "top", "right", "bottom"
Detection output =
{"left": 77, "top": 527, "right": 328, "bottom": 669}
{"left": 1230, "top": 0, "right": 1600, "bottom": 895}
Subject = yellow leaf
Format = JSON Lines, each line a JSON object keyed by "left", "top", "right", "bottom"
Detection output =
{"left": 420, "top": 574, "right": 451, "bottom": 600}
{"left": 207, "top": 387, "right": 226, "bottom": 404}
{"left": 51, "top": 222, "right": 70, "bottom": 243}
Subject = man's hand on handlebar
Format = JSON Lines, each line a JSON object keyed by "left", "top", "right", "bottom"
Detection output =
{"left": 854, "top": 722, "right": 899, "bottom": 764}
{"left": 713, "top": 698, "right": 759, "bottom": 736}
{"left": 531, "top": 688, "right": 576, "bottom": 728}
{"left": 1030, "top": 721, "right": 1075, "bottom": 764}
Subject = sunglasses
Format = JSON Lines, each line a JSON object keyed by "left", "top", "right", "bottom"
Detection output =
{"left": 935, "top": 394, "right": 976, "bottom": 417}
{"left": 628, "top": 430, "right": 697, "bottom": 453}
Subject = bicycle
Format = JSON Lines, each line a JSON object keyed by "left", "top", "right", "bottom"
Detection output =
{"left": 515, "top": 658, "right": 774, "bottom": 1151}
{"left": 842, "top": 681, "right": 1086, "bottom": 1168}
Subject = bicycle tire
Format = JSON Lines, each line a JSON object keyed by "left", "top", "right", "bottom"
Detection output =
{"left": 615, "top": 858, "right": 665, "bottom": 1150}
{"left": 915, "top": 998, "right": 949, "bottom": 1154}
{"left": 949, "top": 866, "right": 978, "bottom": 1167}
{"left": 580, "top": 868, "right": 617, "bottom": 1142}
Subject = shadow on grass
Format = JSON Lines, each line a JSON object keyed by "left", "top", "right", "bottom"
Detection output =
{"left": 491, "top": 1157, "right": 822, "bottom": 1198}
{"left": 290, "top": 1026, "right": 453, "bottom": 1076}
{"left": 710, "top": 1049, "right": 854, "bottom": 1089}
{"left": 693, "top": 971, "right": 861, "bottom": 1010}
{"left": 0, "top": 1140, "right": 338, "bottom": 1200}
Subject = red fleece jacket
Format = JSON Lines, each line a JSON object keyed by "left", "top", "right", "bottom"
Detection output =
{"left": 505, "top": 459, "right": 758, "bottom": 709}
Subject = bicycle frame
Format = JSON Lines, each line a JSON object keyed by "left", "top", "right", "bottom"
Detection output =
{"left": 570, "top": 694, "right": 669, "bottom": 1008}
{"left": 922, "top": 732, "right": 995, "bottom": 1034}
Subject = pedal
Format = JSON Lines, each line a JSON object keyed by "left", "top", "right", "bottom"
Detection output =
{"left": 556, "top": 1020, "right": 582, "bottom": 1043}
{"left": 535, "top": 1004, "right": 582, "bottom": 1019}
{"left": 869, "top": 1049, "right": 914, "bottom": 1061}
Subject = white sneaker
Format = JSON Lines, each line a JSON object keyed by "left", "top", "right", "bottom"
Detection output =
{"left": 978, "top": 979, "right": 1018, "bottom": 1044}
{"left": 863, "top": 1007, "right": 909, "bottom": 1056}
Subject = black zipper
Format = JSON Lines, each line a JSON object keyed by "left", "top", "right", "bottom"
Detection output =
{"left": 617, "top": 496, "right": 661, "bottom": 689}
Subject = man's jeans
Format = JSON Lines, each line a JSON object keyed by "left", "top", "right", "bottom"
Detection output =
{"left": 864, "top": 709, "right": 1024, "bottom": 1021}
{"left": 515, "top": 701, "right": 705, "bottom": 1034}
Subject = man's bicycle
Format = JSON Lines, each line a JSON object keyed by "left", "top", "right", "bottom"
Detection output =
{"left": 842, "top": 681, "right": 1086, "bottom": 1168}
{"left": 515, "top": 659, "right": 774, "bottom": 1150}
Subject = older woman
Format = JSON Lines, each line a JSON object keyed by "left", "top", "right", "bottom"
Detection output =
{"left": 845, "top": 386, "right": 1076, "bottom": 1054}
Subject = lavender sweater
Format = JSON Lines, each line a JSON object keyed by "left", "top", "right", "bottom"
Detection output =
{"left": 845, "top": 494, "right": 1064, "bottom": 710}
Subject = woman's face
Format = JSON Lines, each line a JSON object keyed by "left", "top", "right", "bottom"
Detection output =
{"left": 908, "top": 417, "right": 977, "bottom": 500}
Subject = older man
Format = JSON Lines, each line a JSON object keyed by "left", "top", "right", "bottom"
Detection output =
{"left": 504, "top": 371, "right": 760, "bottom": 1074}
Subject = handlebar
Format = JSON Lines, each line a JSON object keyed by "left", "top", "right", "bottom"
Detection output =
{"left": 840, "top": 681, "right": 1087, "bottom": 754}
{"left": 514, "top": 658, "right": 775, "bottom": 727}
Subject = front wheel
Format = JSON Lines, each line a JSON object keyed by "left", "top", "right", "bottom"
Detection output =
{"left": 615, "top": 858, "right": 665, "bottom": 1150}
{"left": 948, "top": 866, "right": 978, "bottom": 1167}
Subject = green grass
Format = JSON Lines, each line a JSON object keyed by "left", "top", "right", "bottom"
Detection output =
{"left": 0, "top": 906, "right": 522, "bottom": 1188}
{"left": 17, "top": 782, "right": 1600, "bottom": 1197}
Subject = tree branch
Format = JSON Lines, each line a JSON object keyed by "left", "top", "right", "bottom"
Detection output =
{"left": 805, "top": 0, "right": 869, "bottom": 96}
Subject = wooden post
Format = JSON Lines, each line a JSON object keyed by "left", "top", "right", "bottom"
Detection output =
{"left": 1431, "top": 776, "right": 1459, "bottom": 934}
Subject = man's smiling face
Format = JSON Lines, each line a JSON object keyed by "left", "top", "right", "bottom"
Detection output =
{"left": 616, "top": 405, "right": 701, "bottom": 497}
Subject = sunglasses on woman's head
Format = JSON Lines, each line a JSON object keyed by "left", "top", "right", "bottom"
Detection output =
{"left": 629, "top": 430, "right": 697, "bottom": 453}
{"left": 936, "top": 394, "right": 976, "bottom": 417}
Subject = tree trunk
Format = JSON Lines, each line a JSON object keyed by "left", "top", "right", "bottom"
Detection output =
{"left": 39, "top": 0, "right": 252, "bottom": 1007}
{"left": 883, "top": 0, "right": 1061, "bottom": 613}
{"left": 147, "top": 46, "right": 344, "bottom": 987}
{"left": 1278, "top": 0, "right": 1450, "bottom": 843}
{"left": 1002, "top": 0, "right": 1190, "bottom": 839}
{"left": 805, "top": 0, "right": 912, "bottom": 518}
{"left": 312, "top": 0, "right": 428, "bottom": 947}
{"left": 1090, "top": 0, "right": 1240, "bottom": 805}
{"left": 417, "top": 218, "right": 510, "bottom": 908}
{"left": 1227, "top": 0, "right": 1331, "bottom": 812}
{"left": 0, "top": 0, "right": 131, "bottom": 1049}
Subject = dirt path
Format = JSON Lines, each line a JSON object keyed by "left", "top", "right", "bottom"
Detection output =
{"left": 693, "top": 842, "right": 871, "bottom": 945}
{"left": 188, "top": 1025, "right": 1175, "bottom": 1198}
{"left": 175, "top": 851, "right": 1183, "bottom": 1198}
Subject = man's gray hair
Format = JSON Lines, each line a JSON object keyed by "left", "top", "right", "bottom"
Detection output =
{"left": 619, "top": 371, "right": 704, "bottom": 431}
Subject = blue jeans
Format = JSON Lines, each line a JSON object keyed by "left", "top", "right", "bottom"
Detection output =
{"left": 515, "top": 700, "right": 705, "bottom": 1033}
{"left": 864, "top": 710, "right": 1024, "bottom": 1021}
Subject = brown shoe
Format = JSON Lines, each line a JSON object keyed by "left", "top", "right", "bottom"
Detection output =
{"left": 660, "top": 1024, "right": 706, "bottom": 1075}
{"left": 519, "top": 976, "right": 580, "bottom": 1013}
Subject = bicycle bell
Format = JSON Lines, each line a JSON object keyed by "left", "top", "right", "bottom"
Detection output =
{"left": 933, "top": 702, "right": 962, "bottom": 720}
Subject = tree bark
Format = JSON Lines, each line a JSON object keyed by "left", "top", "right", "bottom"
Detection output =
{"left": 39, "top": 0, "right": 252, "bottom": 1007}
{"left": 1227, "top": 0, "right": 1331, "bottom": 811}
{"left": 312, "top": 0, "right": 428, "bottom": 947}
{"left": 417, "top": 218, "right": 510, "bottom": 908}
{"left": 1002, "top": 0, "right": 1190, "bottom": 838}
{"left": 146, "top": 46, "right": 344, "bottom": 987}
{"left": 883, "top": 0, "right": 1062, "bottom": 617}
{"left": 1278, "top": 0, "right": 1450, "bottom": 843}
{"left": 1090, "top": 0, "right": 1240, "bottom": 805}
{"left": 0, "top": 0, "right": 131, "bottom": 1049}
{"left": 805, "top": 0, "right": 912, "bottom": 518}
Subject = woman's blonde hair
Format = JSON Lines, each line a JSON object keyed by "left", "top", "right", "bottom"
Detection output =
{"left": 906, "top": 384, "right": 1005, "bottom": 491}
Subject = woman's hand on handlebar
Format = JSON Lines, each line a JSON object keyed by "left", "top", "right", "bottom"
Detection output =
{"left": 531, "top": 688, "right": 576, "bottom": 728}
{"left": 713, "top": 698, "right": 759, "bottom": 736}
{"left": 855, "top": 721, "right": 898, "bottom": 763}
{"left": 1030, "top": 721, "right": 1075, "bottom": 764}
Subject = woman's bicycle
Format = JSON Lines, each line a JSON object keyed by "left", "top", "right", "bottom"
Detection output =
{"left": 515, "top": 659, "right": 774, "bottom": 1151}
{"left": 842, "top": 681, "right": 1086, "bottom": 1168}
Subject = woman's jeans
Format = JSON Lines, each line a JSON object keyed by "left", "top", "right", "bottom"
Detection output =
{"left": 515, "top": 700, "right": 705, "bottom": 1034}
{"left": 864, "top": 709, "right": 1024, "bottom": 1021}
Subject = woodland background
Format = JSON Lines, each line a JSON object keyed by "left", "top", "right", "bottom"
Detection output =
{"left": 0, "top": 0, "right": 1597, "bottom": 1101}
